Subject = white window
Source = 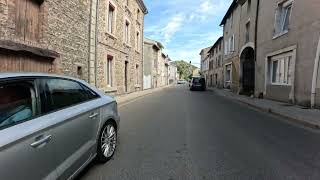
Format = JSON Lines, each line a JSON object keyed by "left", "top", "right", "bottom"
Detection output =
{"left": 137, "top": 9, "right": 140, "bottom": 20}
{"left": 106, "top": 56, "right": 113, "bottom": 87}
{"left": 230, "top": 12, "right": 233, "bottom": 29}
{"left": 228, "top": 35, "right": 234, "bottom": 53}
{"left": 225, "top": 64, "right": 232, "bottom": 82}
{"left": 270, "top": 55, "right": 292, "bottom": 85}
{"left": 245, "top": 22, "right": 250, "bottom": 43}
{"left": 124, "top": 20, "right": 130, "bottom": 44}
{"left": 224, "top": 40, "right": 228, "bottom": 55}
{"left": 274, "top": 0, "right": 293, "bottom": 35}
{"left": 108, "top": 3, "right": 115, "bottom": 34}
{"left": 232, "top": 35, "right": 235, "bottom": 51}
{"left": 247, "top": 0, "right": 251, "bottom": 14}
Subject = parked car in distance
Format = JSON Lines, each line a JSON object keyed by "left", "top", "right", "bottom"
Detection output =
{"left": 0, "top": 73, "right": 120, "bottom": 180}
{"left": 177, "top": 80, "right": 186, "bottom": 84}
{"left": 190, "top": 77, "right": 206, "bottom": 91}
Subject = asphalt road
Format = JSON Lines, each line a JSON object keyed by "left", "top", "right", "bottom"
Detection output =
{"left": 77, "top": 85, "right": 320, "bottom": 180}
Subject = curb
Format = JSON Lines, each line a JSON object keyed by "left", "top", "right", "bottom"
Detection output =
{"left": 116, "top": 86, "right": 171, "bottom": 106}
{"left": 209, "top": 88, "right": 320, "bottom": 130}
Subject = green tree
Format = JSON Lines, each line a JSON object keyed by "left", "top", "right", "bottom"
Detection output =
{"left": 173, "top": 60, "right": 197, "bottom": 80}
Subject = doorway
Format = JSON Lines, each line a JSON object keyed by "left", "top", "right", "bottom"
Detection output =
{"left": 240, "top": 47, "right": 255, "bottom": 95}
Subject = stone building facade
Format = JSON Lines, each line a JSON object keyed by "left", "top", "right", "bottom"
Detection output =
{"left": 200, "top": 46, "right": 211, "bottom": 84}
{"left": 255, "top": 0, "right": 320, "bottom": 107}
{"left": 96, "top": 0, "right": 147, "bottom": 95}
{"left": 208, "top": 36, "right": 224, "bottom": 88}
{"left": 168, "top": 61, "right": 178, "bottom": 85}
{"left": 0, "top": 0, "right": 91, "bottom": 80}
{"left": 143, "top": 38, "right": 163, "bottom": 89}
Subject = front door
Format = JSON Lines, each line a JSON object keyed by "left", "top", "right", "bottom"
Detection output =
{"left": 0, "top": 79, "right": 57, "bottom": 180}
{"left": 242, "top": 58, "right": 255, "bottom": 95}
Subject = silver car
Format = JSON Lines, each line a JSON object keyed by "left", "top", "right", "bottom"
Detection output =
{"left": 0, "top": 73, "right": 120, "bottom": 180}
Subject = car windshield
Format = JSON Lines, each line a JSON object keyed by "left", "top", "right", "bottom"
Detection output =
{"left": 1, "top": 0, "right": 319, "bottom": 179}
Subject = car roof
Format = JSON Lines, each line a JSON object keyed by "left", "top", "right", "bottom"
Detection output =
{"left": 0, "top": 72, "right": 80, "bottom": 81}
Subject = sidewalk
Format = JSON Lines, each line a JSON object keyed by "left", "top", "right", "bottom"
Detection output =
{"left": 115, "top": 85, "right": 170, "bottom": 105}
{"left": 208, "top": 87, "right": 320, "bottom": 129}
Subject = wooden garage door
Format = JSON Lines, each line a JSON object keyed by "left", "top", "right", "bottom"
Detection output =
{"left": 0, "top": 49, "right": 54, "bottom": 73}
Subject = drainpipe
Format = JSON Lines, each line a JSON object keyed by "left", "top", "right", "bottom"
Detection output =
{"left": 254, "top": 0, "right": 260, "bottom": 63}
{"left": 254, "top": 0, "right": 260, "bottom": 97}
{"left": 311, "top": 36, "right": 320, "bottom": 108}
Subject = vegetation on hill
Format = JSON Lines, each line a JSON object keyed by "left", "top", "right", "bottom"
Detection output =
{"left": 172, "top": 60, "right": 198, "bottom": 80}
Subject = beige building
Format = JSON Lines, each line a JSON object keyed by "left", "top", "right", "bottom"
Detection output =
{"left": 143, "top": 38, "right": 169, "bottom": 88}
{"left": 255, "top": 0, "right": 320, "bottom": 107}
{"left": 220, "top": 0, "right": 257, "bottom": 95}
{"left": 143, "top": 38, "right": 163, "bottom": 89}
{"left": 200, "top": 46, "right": 211, "bottom": 84}
{"left": 96, "top": 0, "right": 147, "bottom": 95}
{"left": 208, "top": 37, "right": 224, "bottom": 88}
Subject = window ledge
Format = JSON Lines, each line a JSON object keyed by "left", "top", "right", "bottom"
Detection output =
{"left": 270, "top": 83, "right": 291, "bottom": 86}
{"left": 106, "top": 32, "right": 118, "bottom": 40}
{"left": 273, "top": 30, "right": 289, "bottom": 40}
{"left": 135, "top": 84, "right": 141, "bottom": 88}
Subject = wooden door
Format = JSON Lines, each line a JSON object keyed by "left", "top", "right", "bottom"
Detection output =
{"left": 0, "top": 49, "right": 54, "bottom": 73}
{"left": 15, "top": 0, "right": 40, "bottom": 41}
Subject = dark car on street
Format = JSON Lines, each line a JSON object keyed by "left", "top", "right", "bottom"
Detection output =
{"left": 190, "top": 77, "right": 206, "bottom": 91}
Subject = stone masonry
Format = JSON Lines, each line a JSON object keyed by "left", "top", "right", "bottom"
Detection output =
{"left": 96, "top": 0, "right": 147, "bottom": 95}
{"left": 0, "top": 0, "right": 91, "bottom": 80}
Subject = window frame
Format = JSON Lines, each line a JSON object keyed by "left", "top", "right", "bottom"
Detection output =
{"left": 136, "top": 30, "right": 140, "bottom": 51}
{"left": 38, "top": 77, "right": 100, "bottom": 116}
{"left": 107, "top": 0, "right": 117, "bottom": 35}
{"left": 124, "top": 18, "right": 131, "bottom": 45}
{"left": 0, "top": 78, "right": 40, "bottom": 130}
{"left": 270, "top": 54, "right": 293, "bottom": 86}
{"left": 273, "top": 0, "right": 294, "bottom": 37}
{"left": 106, "top": 56, "right": 113, "bottom": 87}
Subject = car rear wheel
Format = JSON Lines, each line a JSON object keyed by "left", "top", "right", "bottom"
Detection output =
{"left": 96, "top": 121, "right": 117, "bottom": 163}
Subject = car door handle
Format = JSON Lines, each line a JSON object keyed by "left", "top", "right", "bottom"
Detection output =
{"left": 30, "top": 135, "right": 52, "bottom": 148}
{"left": 89, "top": 113, "right": 99, "bottom": 119}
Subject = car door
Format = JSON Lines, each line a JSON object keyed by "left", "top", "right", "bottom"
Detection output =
{"left": 39, "top": 78, "right": 101, "bottom": 179}
{"left": 0, "top": 78, "right": 57, "bottom": 180}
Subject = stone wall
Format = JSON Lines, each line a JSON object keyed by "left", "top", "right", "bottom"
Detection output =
{"left": 96, "top": 0, "right": 145, "bottom": 95}
{"left": 0, "top": 0, "right": 91, "bottom": 81}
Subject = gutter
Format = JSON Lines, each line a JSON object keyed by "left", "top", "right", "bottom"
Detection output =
{"left": 254, "top": 0, "right": 260, "bottom": 63}
{"left": 311, "top": 36, "right": 320, "bottom": 108}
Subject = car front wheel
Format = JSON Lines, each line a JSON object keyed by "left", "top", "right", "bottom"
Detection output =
{"left": 96, "top": 121, "right": 117, "bottom": 163}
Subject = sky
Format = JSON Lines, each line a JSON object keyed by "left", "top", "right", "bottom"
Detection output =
{"left": 144, "top": 0, "right": 233, "bottom": 67}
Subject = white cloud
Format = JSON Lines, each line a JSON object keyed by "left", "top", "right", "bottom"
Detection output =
{"left": 200, "top": 0, "right": 213, "bottom": 12}
{"left": 162, "top": 14, "right": 185, "bottom": 43}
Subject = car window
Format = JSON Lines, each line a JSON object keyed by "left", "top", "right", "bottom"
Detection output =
{"left": 0, "top": 82, "right": 36, "bottom": 129}
{"left": 193, "top": 78, "right": 200, "bottom": 83}
{"left": 41, "top": 78, "right": 98, "bottom": 114}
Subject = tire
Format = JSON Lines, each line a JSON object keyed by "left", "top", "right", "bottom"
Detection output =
{"left": 96, "top": 121, "right": 117, "bottom": 163}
